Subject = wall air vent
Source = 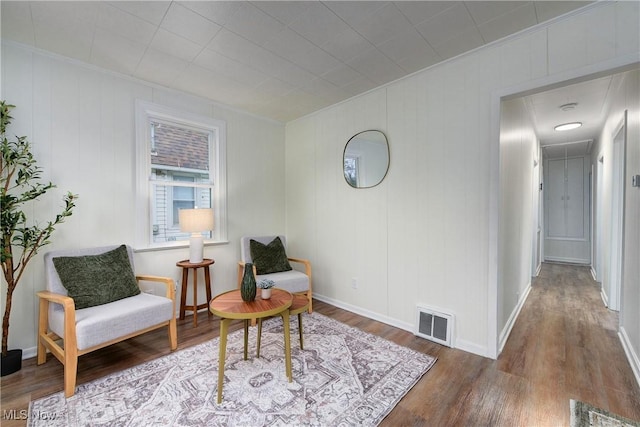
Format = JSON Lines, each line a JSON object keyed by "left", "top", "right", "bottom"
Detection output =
{"left": 415, "top": 306, "right": 454, "bottom": 347}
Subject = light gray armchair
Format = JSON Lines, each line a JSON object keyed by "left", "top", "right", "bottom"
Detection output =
{"left": 37, "top": 245, "right": 177, "bottom": 397}
{"left": 238, "top": 235, "right": 312, "bottom": 313}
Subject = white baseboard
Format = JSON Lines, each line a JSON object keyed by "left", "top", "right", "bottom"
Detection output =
{"left": 590, "top": 267, "right": 597, "bottom": 281}
{"left": 498, "top": 282, "right": 532, "bottom": 355}
{"left": 20, "top": 347, "right": 36, "bottom": 360}
{"left": 618, "top": 326, "right": 640, "bottom": 389}
{"left": 544, "top": 256, "right": 590, "bottom": 265}
{"left": 313, "top": 293, "right": 487, "bottom": 358}
{"left": 312, "top": 293, "right": 413, "bottom": 332}
{"left": 455, "top": 339, "right": 488, "bottom": 357}
{"left": 600, "top": 288, "right": 609, "bottom": 308}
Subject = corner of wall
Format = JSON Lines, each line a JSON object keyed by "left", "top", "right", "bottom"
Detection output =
{"left": 498, "top": 282, "right": 532, "bottom": 355}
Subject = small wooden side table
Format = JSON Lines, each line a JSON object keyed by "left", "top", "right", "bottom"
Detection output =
{"left": 257, "top": 293, "right": 310, "bottom": 357}
{"left": 176, "top": 258, "right": 214, "bottom": 327}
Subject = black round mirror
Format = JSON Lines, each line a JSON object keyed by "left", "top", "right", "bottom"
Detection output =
{"left": 343, "top": 130, "right": 389, "bottom": 188}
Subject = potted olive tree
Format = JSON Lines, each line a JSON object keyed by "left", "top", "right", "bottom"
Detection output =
{"left": 1, "top": 101, "right": 77, "bottom": 376}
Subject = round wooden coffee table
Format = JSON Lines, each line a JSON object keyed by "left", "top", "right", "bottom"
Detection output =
{"left": 209, "top": 288, "right": 293, "bottom": 404}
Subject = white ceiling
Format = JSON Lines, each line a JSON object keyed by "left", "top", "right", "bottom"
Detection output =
{"left": 524, "top": 72, "right": 628, "bottom": 158}
{"left": 1, "top": 1, "right": 593, "bottom": 122}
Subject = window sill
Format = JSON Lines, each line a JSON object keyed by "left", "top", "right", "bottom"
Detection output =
{"left": 134, "top": 240, "right": 229, "bottom": 253}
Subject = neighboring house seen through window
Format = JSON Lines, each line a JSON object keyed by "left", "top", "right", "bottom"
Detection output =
{"left": 136, "top": 101, "right": 227, "bottom": 249}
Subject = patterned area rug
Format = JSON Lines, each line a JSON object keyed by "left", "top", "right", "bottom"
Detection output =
{"left": 570, "top": 400, "right": 640, "bottom": 427}
{"left": 29, "top": 312, "right": 436, "bottom": 426}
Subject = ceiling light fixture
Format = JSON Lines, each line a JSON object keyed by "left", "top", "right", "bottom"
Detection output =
{"left": 559, "top": 102, "right": 578, "bottom": 111}
{"left": 554, "top": 122, "right": 582, "bottom": 131}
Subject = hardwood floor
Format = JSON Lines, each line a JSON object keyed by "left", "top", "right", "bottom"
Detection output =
{"left": 2, "top": 262, "right": 639, "bottom": 425}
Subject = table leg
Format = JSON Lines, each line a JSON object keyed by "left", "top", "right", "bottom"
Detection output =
{"left": 204, "top": 266, "right": 213, "bottom": 318}
{"left": 298, "top": 313, "right": 304, "bottom": 350}
{"left": 281, "top": 310, "right": 292, "bottom": 382}
{"left": 217, "top": 317, "right": 230, "bottom": 404}
{"left": 243, "top": 319, "right": 249, "bottom": 360}
{"left": 257, "top": 319, "right": 263, "bottom": 358}
{"left": 192, "top": 267, "right": 198, "bottom": 327}
{"left": 179, "top": 268, "right": 188, "bottom": 320}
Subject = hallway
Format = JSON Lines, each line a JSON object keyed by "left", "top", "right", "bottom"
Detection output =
{"left": 497, "top": 262, "right": 640, "bottom": 424}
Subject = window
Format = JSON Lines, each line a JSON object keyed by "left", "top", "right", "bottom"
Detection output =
{"left": 171, "top": 175, "right": 195, "bottom": 227}
{"left": 136, "top": 101, "right": 227, "bottom": 249}
{"left": 344, "top": 155, "right": 359, "bottom": 187}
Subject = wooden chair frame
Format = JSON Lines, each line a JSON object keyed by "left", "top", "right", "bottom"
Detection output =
{"left": 37, "top": 275, "right": 177, "bottom": 398}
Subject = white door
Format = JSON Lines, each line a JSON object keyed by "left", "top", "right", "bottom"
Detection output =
{"left": 544, "top": 155, "right": 591, "bottom": 263}
{"left": 547, "top": 159, "right": 566, "bottom": 238}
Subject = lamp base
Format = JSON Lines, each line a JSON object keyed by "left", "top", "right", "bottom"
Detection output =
{"left": 189, "top": 234, "right": 204, "bottom": 264}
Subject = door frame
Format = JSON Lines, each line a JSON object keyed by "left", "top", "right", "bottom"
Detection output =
{"left": 531, "top": 156, "right": 542, "bottom": 276}
{"left": 595, "top": 155, "right": 604, "bottom": 284}
{"left": 488, "top": 57, "right": 637, "bottom": 359}
{"left": 608, "top": 111, "right": 627, "bottom": 312}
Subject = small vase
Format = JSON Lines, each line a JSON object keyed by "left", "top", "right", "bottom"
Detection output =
{"left": 261, "top": 288, "right": 272, "bottom": 299}
{"left": 241, "top": 263, "right": 256, "bottom": 302}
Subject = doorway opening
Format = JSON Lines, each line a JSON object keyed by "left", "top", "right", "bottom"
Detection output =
{"left": 494, "top": 64, "right": 638, "bottom": 359}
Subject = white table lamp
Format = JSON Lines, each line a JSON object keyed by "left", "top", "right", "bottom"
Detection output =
{"left": 179, "top": 208, "right": 214, "bottom": 263}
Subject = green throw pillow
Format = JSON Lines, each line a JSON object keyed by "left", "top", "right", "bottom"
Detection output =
{"left": 52, "top": 245, "right": 140, "bottom": 309}
{"left": 250, "top": 237, "right": 293, "bottom": 275}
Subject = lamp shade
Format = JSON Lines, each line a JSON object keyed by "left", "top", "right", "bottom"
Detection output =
{"left": 179, "top": 208, "right": 214, "bottom": 233}
{"left": 179, "top": 208, "right": 214, "bottom": 263}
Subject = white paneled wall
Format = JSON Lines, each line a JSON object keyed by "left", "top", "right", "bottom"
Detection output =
{"left": 592, "top": 69, "right": 640, "bottom": 382}
{"left": 498, "top": 97, "right": 538, "bottom": 349}
{"left": 285, "top": 1, "right": 639, "bottom": 357}
{"left": 621, "top": 70, "right": 640, "bottom": 383}
{"left": 1, "top": 43, "right": 285, "bottom": 354}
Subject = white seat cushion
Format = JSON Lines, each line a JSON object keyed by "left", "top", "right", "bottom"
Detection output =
{"left": 257, "top": 270, "right": 309, "bottom": 294}
{"left": 49, "top": 293, "right": 174, "bottom": 351}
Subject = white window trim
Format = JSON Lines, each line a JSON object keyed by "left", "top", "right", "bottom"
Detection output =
{"left": 135, "top": 100, "right": 227, "bottom": 250}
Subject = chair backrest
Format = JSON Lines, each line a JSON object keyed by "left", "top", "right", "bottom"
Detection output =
{"left": 44, "top": 245, "right": 135, "bottom": 295}
{"left": 240, "top": 235, "right": 287, "bottom": 263}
